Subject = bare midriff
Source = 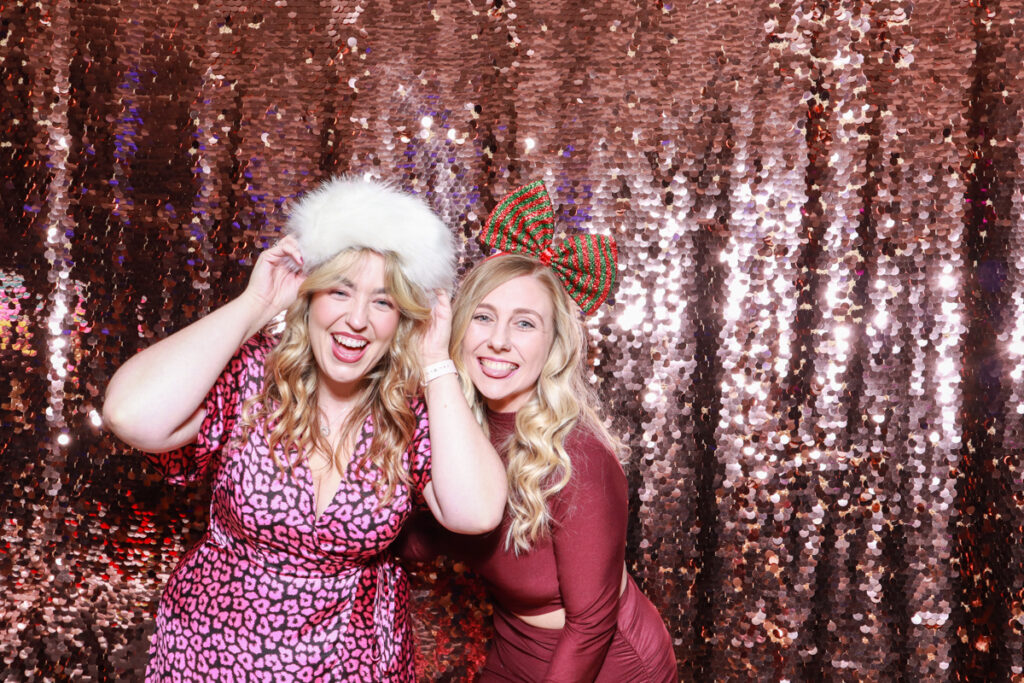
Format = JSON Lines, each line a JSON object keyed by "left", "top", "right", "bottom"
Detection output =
{"left": 512, "top": 565, "right": 629, "bottom": 630}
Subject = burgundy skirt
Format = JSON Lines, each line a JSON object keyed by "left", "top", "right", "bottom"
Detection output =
{"left": 478, "top": 576, "right": 678, "bottom": 682}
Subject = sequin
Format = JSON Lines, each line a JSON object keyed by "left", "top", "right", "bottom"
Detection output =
{"left": 4, "top": 0, "right": 1024, "bottom": 680}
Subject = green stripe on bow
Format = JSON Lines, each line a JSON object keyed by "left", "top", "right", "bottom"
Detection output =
{"left": 480, "top": 180, "right": 618, "bottom": 315}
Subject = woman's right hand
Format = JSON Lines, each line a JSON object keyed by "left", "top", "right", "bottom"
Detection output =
{"left": 241, "top": 235, "right": 306, "bottom": 323}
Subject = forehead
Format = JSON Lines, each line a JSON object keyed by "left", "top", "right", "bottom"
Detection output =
{"left": 480, "top": 275, "right": 554, "bottom": 318}
{"left": 329, "top": 251, "right": 388, "bottom": 286}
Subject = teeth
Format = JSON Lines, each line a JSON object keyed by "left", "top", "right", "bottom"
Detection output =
{"left": 481, "top": 358, "right": 517, "bottom": 372}
{"left": 333, "top": 334, "right": 367, "bottom": 349}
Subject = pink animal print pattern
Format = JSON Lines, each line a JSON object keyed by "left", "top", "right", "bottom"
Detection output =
{"left": 143, "top": 334, "right": 431, "bottom": 682}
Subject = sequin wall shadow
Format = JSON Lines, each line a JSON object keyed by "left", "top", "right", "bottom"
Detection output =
{"left": 3, "top": 0, "right": 1024, "bottom": 680}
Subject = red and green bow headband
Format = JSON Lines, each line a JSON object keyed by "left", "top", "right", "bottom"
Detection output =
{"left": 479, "top": 180, "right": 618, "bottom": 315}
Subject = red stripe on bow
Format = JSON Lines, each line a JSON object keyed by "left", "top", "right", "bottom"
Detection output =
{"left": 480, "top": 180, "right": 618, "bottom": 315}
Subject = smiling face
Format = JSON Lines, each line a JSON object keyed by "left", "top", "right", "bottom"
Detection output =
{"left": 460, "top": 274, "right": 556, "bottom": 413}
{"left": 307, "top": 252, "right": 401, "bottom": 400}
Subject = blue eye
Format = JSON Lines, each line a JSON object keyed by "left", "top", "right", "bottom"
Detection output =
{"left": 473, "top": 313, "right": 493, "bottom": 323}
{"left": 515, "top": 320, "right": 536, "bottom": 330}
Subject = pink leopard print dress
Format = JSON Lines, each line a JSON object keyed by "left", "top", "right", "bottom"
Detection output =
{"left": 143, "top": 334, "right": 431, "bottom": 682}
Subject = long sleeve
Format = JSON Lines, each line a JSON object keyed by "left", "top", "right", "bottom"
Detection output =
{"left": 544, "top": 430, "right": 628, "bottom": 682}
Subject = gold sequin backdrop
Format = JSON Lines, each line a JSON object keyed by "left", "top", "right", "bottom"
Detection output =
{"left": 2, "top": 0, "right": 1023, "bottom": 680}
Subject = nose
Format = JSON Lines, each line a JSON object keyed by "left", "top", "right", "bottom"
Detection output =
{"left": 488, "top": 323, "right": 511, "bottom": 351}
{"left": 347, "top": 297, "right": 369, "bottom": 330}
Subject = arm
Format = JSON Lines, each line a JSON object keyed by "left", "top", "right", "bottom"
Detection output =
{"left": 102, "top": 236, "right": 305, "bottom": 452}
{"left": 544, "top": 432, "right": 628, "bottom": 682}
{"left": 419, "top": 291, "right": 507, "bottom": 534}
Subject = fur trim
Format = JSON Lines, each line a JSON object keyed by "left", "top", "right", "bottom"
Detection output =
{"left": 286, "top": 177, "right": 455, "bottom": 293}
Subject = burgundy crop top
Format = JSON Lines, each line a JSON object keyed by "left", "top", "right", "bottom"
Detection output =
{"left": 399, "top": 409, "right": 628, "bottom": 680}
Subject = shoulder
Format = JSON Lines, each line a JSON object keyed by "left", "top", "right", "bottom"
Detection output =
{"left": 243, "top": 330, "right": 279, "bottom": 362}
{"left": 565, "top": 422, "right": 617, "bottom": 464}
{"left": 549, "top": 422, "right": 627, "bottom": 521}
{"left": 235, "top": 331, "right": 278, "bottom": 371}
{"left": 220, "top": 332, "right": 277, "bottom": 396}
{"left": 564, "top": 422, "right": 624, "bottom": 485}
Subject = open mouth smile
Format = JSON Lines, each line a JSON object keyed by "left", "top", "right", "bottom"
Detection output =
{"left": 478, "top": 357, "right": 518, "bottom": 379}
{"left": 332, "top": 333, "right": 369, "bottom": 362}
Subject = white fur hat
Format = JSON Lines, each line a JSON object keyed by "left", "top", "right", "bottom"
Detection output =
{"left": 286, "top": 176, "right": 455, "bottom": 293}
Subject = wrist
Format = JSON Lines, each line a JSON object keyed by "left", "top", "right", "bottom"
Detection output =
{"left": 237, "top": 288, "right": 270, "bottom": 314}
{"left": 422, "top": 359, "right": 457, "bottom": 386}
{"left": 234, "top": 292, "right": 276, "bottom": 337}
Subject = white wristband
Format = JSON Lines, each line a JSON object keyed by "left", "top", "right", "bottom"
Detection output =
{"left": 422, "top": 359, "right": 457, "bottom": 386}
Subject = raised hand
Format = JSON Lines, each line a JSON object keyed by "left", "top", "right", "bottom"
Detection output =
{"left": 242, "top": 235, "right": 306, "bottom": 323}
{"left": 104, "top": 235, "right": 308, "bottom": 453}
{"left": 418, "top": 284, "right": 509, "bottom": 534}
{"left": 420, "top": 289, "right": 453, "bottom": 367}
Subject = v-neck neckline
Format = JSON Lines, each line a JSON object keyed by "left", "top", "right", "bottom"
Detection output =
{"left": 305, "top": 415, "right": 371, "bottom": 525}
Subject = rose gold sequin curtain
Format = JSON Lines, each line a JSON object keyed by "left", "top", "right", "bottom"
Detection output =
{"left": 3, "top": 0, "right": 1024, "bottom": 680}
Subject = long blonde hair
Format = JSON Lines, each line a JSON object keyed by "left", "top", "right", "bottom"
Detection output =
{"left": 240, "top": 248, "right": 431, "bottom": 503}
{"left": 450, "top": 254, "right": 617, "bottom": 554}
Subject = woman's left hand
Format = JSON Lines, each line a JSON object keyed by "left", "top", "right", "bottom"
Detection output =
{"left": 420, "top": 289, "right": 452, "bottom": 367}
{"left": 418, "top": 285, "right": 507, "bottom": 533}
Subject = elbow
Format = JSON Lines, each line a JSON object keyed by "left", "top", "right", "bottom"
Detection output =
{"left": 451, "top": 520, "right": 499, "bottom": 536}
{"left": 101, "top": 376, "right": 205, "bottom": 452}
{"left": 468, "top": 480, "right": 507, "bottom": 534}
{"left": 101, "top": 400, "right": 133, "bottom": 443}
{"left": 444, "top": 486, "right": 507, "bottom": 535}
{"left": 101, "top": 396, "right": 177, "bottom": 453}
{"left": 444, "top": 512, "right": 502, "bottom": 536}
{"left": 461, "top": 507, "right": 504, "bottom": 535}
{"left": 102, "top": 403, "right": 151, "bottom": 451}
{"left": 101, "top": 379, "right": 141, "bottom": 441}
{"left": 480, "top": 487, "right": 508, "bottom": 532}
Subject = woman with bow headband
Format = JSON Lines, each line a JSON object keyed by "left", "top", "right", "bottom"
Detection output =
{"left": 400, "top": 181, "right": 677, "bottom": 681}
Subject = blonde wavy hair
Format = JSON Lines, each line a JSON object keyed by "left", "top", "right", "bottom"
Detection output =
{"left": 239, "top": 248, "right": 431, "bottom": 504}
{"left": 450, "top": 254, "right": 618, "bottom": 554}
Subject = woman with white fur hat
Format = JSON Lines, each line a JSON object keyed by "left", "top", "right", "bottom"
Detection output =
{"left": 103, "top": 177, "right": 507, "bottom": 682}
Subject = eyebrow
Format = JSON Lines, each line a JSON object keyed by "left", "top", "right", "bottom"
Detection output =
{"left": 335, "top": 278, "right": 390, "bottom": 296}
{"left": 476, "top": 302, "right": 544, "bottom": 319}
